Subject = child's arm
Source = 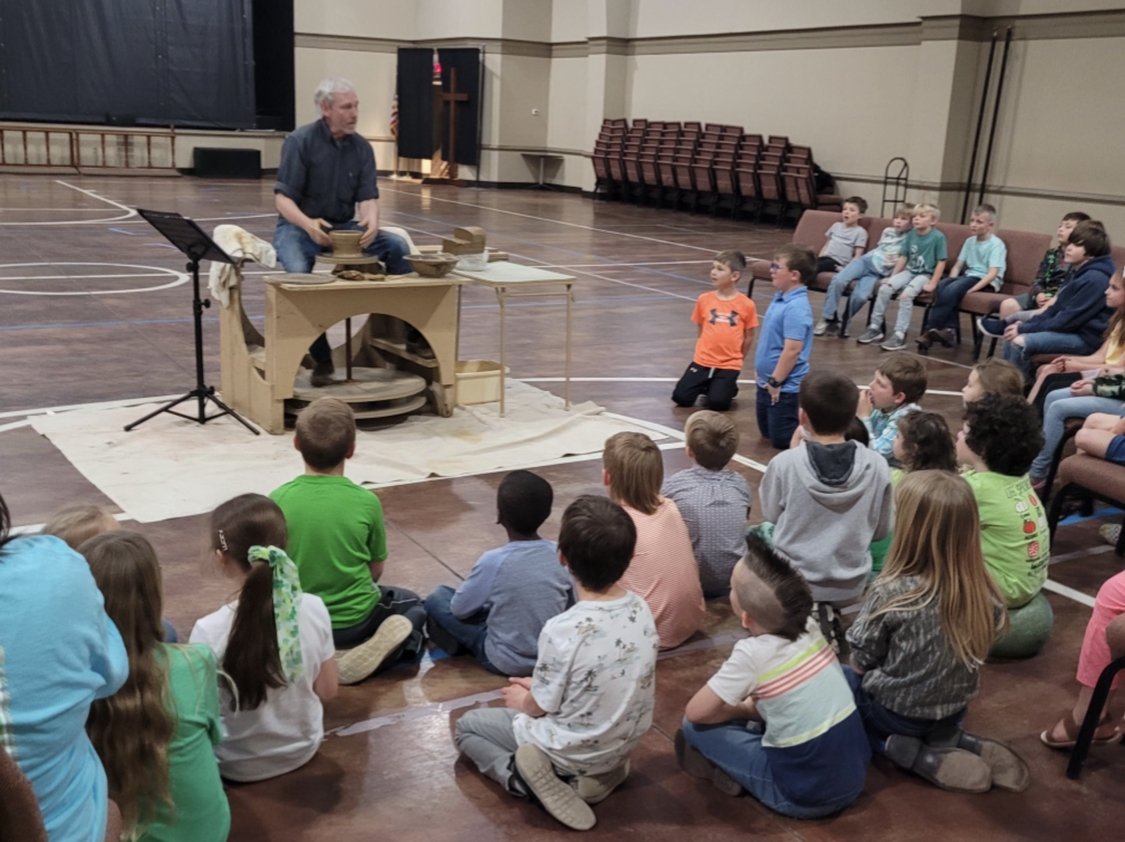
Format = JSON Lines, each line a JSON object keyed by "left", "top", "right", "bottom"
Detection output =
{"left": 685, "top": 685, "right": 760, "bottom": 725}
{"left": 502, "top": 676, "right": 547, "bottom": 717}
{"left": 967, "top": 266, "right": 999, "bottom": 293}
{"left": 368, "top": 560, "right": 384, "bottom": 582}
{"left": 922, "top": 259, "right": 948, "bottom": 293}
{"left": 741, "top": 326, "right": 756, "bottom": 361}
{"left": 949, "top": 259, "right": 965, "bottom": 278}
{"left": 766, "top": 339, "right": 804, "bottom": 404}
{"left": 888, "top": 255, "right": 907, "bottom": 277}
{"left": 314, "top": 657, "right": 339, "bottom": 703}
{"left": 449, "top": 551, "right": 502, "bottom": 619}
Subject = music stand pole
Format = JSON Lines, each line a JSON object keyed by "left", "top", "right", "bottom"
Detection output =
{"left": 124, "top": 209, "right": 259, "bottom": 435}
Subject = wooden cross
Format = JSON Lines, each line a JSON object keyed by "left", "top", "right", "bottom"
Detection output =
{"left": 438, "top": 67, "right": 470, "bottom": 181}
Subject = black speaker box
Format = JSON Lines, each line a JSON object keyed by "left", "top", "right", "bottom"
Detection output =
{"left": 192, "top": 147, "right": 261, "bottom": 179}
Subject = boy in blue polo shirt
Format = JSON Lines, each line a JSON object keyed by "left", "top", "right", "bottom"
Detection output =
{"left": 755, "top": 244, "right": 816, "bottom": 450}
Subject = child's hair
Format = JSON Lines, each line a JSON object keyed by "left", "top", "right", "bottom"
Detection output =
{"left": 963, "top": 394, "right": 1043, "bottom": 476}
{"left": 1062, "top": 210, "right": 1091, "bottom": 225}
{"left": 896, "top": 411, "right": 957, "bottom": 472}
{"left": 603, "top": 432, "right": 663, "bottom": 515}
{"left": 558, "top": 495, "right": 636, "bottom": 592}
{"left": 971, "top": 358, "right": 1024, "bottom": 399}
{"left": 210, "top": 493, "right": 289, "bottom": 711}
{"left": 876, "top": 354, "right": 927, "bottom": 404}
{"left": 843, "top": 196, "right": 868, "bottom": 214}
{"left": 41, "top": 503, "right": 117, "bottom": 550}
{"left": 0, "top": 491, "right": 9, "bottom": 550}
{"left": 893, "top": 205, "right": 914, "bottom": 220}
{"left": 294, "top": 397, "right": 356, "bottom": 471}
{"left": 714, "top": 249, "right": 746, "bottom": 274}
{"left": 737, "top": 532, "right": 812, "bottom": 641}
{"left": 877, "top": 471, "right": 1003, "bottom": 667}
{"left": 1069, "top": 220, "right": 1111, "bottom": 258}
{"left": 81, "top": 531, "right": 174, "bottom": 834}
{"left": 1106, "top": 270, "right": 1125, "bottom": 348}
{"left": 798, "top": 371, "right": 859, "bottom": 435}
{"left": 913, "top": 202, "right": 941, "bottom": 220}
{"left": 774, "top": 243, "right": 817, "bottom": 284}
{"left": 497, "top": 470, "right": 553, "bottom": 535}
{"left": 684, "top": 410, "right": 739, "bottom": 470}
{"left": 845, "top": 416, "right": 870, "bottom": 446}
{"left": 972, "top": 203, "right": 997, "bottom": 222}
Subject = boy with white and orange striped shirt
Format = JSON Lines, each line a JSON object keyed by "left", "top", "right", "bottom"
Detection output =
{"left": 676, "top": 533, "right": 869, "bottom": 818}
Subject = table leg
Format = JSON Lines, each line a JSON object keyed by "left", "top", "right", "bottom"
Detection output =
{"left": 497, "top": 286, "right": 507, "bottom": 416}
{"left": 345, "top": 316, "right": 353, "bottom": 381}
{"left": 565, "top": 282, "right": 573, "bottom": 409}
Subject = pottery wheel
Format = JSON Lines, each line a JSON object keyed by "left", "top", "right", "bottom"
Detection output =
{"left": 287, "top": 366, "right": 429, "bottom": 421}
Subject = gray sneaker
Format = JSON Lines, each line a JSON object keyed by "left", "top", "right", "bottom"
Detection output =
{"left": 857, "top": 327, "right": 884, "bottom": 345}
{"left": 881, "top": 332, "right": 907, "bottom": 351}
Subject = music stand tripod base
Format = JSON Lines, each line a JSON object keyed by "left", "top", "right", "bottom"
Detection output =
{"left": 124, "top": 208, "right": 259, "bottom": 435}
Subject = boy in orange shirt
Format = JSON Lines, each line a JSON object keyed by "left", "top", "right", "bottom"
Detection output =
{"left": 672, "top": 251, "right": 759, "bottom": 411}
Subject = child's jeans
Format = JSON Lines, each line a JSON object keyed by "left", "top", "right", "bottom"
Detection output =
{"left": 755, "top": 386, "right": 799, "bottom": 449}
{"left": 821, "top": 253, "right": 886, "bottom": 322}
{"left": 925, "top": 274, "right": 984, "bottom": 331}
{"left": 423, "top": 585, "right": 502, "bottom": 674}
{"left": 1003, "top": 330, "right": 1095, "bottom": 380}
{"left": 1028, "top": 390, "right": 1125, "bottom": 479}
{"left": 843, "top": 666, "right": 965, "bottom": 754}
{"left": 869, "top": 271, "right": 930, "bottom": 336}
{"left": 680, "top": 719, "right": 863, "bottom": 819}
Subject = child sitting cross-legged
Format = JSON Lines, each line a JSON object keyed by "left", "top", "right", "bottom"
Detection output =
{"left": 956, "top": 394, "right": 1053, "bottom": 658}
{"left": 454, "top": 495, "right": 659, "bottom": 831}
{"left": 676, "top": 533, "right": 870, "bottom": 818}
{"left": 758, "top": 370, "right": 893, "bottom": 650}
{"left": 845, "top": 471, "right": 1028, "bottom": 794}
{"left": 604, "top": 431, "right": 705, "bottom": 649}
{"left": 424, "top": 470, "right": 574, "bottom": 676}
{"left": 661, "top": 410, "right": 752, "bottom": 598}
{"left": 189, "top": 494, "right": 339, "bottom": 782}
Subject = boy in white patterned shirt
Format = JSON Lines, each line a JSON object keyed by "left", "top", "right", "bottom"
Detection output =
{"left": 662, "top": 410, "right": 752, "bottom": 598}
{"left": 454, "top": 495, "right": 659, "bottom": 831}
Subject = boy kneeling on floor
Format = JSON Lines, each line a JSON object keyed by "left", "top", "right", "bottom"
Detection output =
{"left": 454, "top": 495, "right": 659, "bottom": 831}
{"left": 676, "top": 533, "right": 870, "bottom": 818}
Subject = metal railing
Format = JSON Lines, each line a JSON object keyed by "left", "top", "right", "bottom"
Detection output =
{"left": 0, "top": 123, "right": 177, "bottom": 171}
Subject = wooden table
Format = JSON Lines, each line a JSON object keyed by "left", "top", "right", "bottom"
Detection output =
{"left": 451, "top": 262, "right": 575, "bottom": 416}
{"left": 220, "top": 274, "right": 462, "bottom": 434}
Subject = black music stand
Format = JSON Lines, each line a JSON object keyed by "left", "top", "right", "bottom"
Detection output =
{"left": 124, "top": 209, "right": 259, "bottom": 434}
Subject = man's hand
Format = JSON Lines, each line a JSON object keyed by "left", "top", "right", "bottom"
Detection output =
{"left": 306, "top": 218, "right": 332, "bottom": 247}
{"left": 358, "top": 220, "right": 377, "bottom": 249}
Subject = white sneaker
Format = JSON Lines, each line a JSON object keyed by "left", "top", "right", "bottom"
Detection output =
{"left": 335, "top": 615, "right": 413, "bottom": 685}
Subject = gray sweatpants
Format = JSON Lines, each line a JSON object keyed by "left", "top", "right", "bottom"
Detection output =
{"left": 454, "top": 707, "right": 529, "bottom": 796}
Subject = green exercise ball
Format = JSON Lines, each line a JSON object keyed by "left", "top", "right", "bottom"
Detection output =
{"left": 990, "top": 591, "right": 1054, "bottom": 659}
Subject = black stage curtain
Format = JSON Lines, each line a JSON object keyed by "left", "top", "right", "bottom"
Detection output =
{"left": 396, "top": 48, "right": 435, "bottom": 159}
{"left": 437, "top": 48, "right": 481, "bottom": 167}
{"left": 0, "top": 0, "right": 256, "bottom": 128}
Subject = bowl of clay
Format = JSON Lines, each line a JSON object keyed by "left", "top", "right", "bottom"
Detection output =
{"left": 407, "top": 252, "right": 459, "bottom": 277}
{"left": 328, "top": 230, "right": 364, "bottom": 257}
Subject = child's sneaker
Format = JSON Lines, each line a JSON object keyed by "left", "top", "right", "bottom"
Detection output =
{"left": 336, "top": 615, "right": 413, "bottom": 684}
{"left": 572, "top": 760, "right": 630, "bottom": 804}
{"left": 514, "top": 745, "right": 596, "bottom": 830}
{"left": 976, "top": 316, "right": 1005, "bottom": 338}
{"left": 425, "top": 616, "right": 465, "bottom": 657}
{"left": 881, "top": 332, "right": 907, "bottom": 351}
{"left": 1099, "top": 522, "right": 1121, "bottom": 546}
{"left": 884, "top": 735, "right": 992, "bottom": 793}
{"left": 857, "top": 327, "right": 884, "bottom": 345}
{"left": 814, "top": 319, "right": 837, "bottom": 337}
{"left": 674, "top": 729, "right": 742, "bottom": 796}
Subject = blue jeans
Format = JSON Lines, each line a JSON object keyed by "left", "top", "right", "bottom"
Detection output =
{"left": 925, "top": 274, "right": 981, "bottom": 331}
{"left": 1030, "top": 390, "right": 1125, "bottom": 478}
{"left": 1003, "top": 330, "right": 1095, "bottom": 380}
{"left": 273, "top": 218, "right": 412, "bottom": 363}
{"left": 755, "top": 386, "right": 800, "bottom": 449}
{"left": 423, "top": 586, "right": 500, "bottom": 673}
{"left": 843, "top": 667, "right": 964, "bottom": 755}
{"left": 821, "top": 253, "right": 885, "bottom": 322}
{"left": 680, "top": 719, "right": 861, "bottom": 819}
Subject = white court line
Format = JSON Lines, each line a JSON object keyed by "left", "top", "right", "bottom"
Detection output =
{"left": 0, "top": 272, "right": 169, "bottom": 281}
{"left": 0, "top": 393, "right": 182, "bottom": 420}
{"left": 0, "top": 262, "right": 187, "bottom": 296}
{"left": 0, "top": 420, "right": 30, "bottom": 434}
{"left": 0, "top": 180, "right": 138, "bottom": 226}
{"left": 1042, "top": 579, "right": 1097, "bottom": 608}
{"left": 0, "top": 208, "right": 131, "bottom": 212}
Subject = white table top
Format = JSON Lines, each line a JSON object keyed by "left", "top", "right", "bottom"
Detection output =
{"left": 452, "top": 262, "right": 574, "bottom": 285}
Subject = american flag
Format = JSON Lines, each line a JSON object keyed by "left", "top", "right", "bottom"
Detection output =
{"left": 390, "top": 95, "right": 399, "bottom": 140}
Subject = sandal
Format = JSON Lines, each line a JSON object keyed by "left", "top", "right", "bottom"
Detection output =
{"left": 1039, "top": 712, "right": 1123, "bottom": 750}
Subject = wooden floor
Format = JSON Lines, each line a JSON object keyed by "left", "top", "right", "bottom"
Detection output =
{"left": 1, "top": 174, "right": 1122, "bottom": 840}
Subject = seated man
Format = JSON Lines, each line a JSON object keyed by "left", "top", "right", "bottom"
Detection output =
{"left": 274, "top": 77, "right": 418, "bottom": 385}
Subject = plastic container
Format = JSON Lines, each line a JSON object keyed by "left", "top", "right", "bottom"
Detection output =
{"left": 455, "top": 359, "right": 507, "bottom": 405}
{"left": 456, "top": 252, "right": 488, "bottom": 272}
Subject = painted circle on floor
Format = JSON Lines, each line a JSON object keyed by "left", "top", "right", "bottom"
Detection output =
{"left": 0, "top": 262, "right": 189, "bottom": 296}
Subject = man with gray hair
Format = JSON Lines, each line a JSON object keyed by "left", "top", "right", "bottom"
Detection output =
{"left": 274, "top": 78, "right": 415, "bottom": 386}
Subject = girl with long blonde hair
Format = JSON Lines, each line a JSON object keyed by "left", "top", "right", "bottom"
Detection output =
{"left": 845, "top": 472, "right": 1027, "bottom": 794}
{"left": 82, "top": 532, "right": 229, "bottom": 841}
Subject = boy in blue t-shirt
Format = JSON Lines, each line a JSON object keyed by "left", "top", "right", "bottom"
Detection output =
{"left": 858, "top": 203, "right": 948, "bottom": 351}
{"left": 920, "top": 203, "right": 1007, "bottom": 350}
{"left": 424, "top": 470, "right": 574, "bottom": 676}
{"left": 676, "top": 533, "right": 869, "bottom": 818}
{"left": 754, "top": 244, "right": 815, "bottom": 450}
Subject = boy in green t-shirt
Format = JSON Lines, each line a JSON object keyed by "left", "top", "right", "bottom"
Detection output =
{"left": 271, "top": 397, "right": 426, "bottom": 684}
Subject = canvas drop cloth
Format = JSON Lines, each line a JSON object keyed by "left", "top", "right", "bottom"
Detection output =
{"left": 29, "top": 381, "right": 669, "bottom": 523}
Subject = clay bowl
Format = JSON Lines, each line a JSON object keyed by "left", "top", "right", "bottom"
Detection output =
{"left": 407, "top": 252, "right": 459, "bottom": 278}
{"left": 328, "top": 230, "right": 364, "bottom": 256}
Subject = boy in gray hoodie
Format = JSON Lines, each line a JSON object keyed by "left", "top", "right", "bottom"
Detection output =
{"left": 758, "top": 370, "right": 893, "bottom": 651}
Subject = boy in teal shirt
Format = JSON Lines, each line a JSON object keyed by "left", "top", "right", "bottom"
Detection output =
{"left": 271, "top": 397, "right": 426, "bottom": 684}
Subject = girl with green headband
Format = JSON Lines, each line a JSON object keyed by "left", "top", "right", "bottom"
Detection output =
{"left": 190, "top": 493, "right": 338, "bottom": 782}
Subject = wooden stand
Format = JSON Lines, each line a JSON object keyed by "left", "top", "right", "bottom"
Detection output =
{"left": 220, "top": 275, "right": 461, "bottom": 434}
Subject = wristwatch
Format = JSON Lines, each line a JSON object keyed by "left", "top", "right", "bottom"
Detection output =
{"left": 767, "top": 376, "right": 782, "bottom": 388}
